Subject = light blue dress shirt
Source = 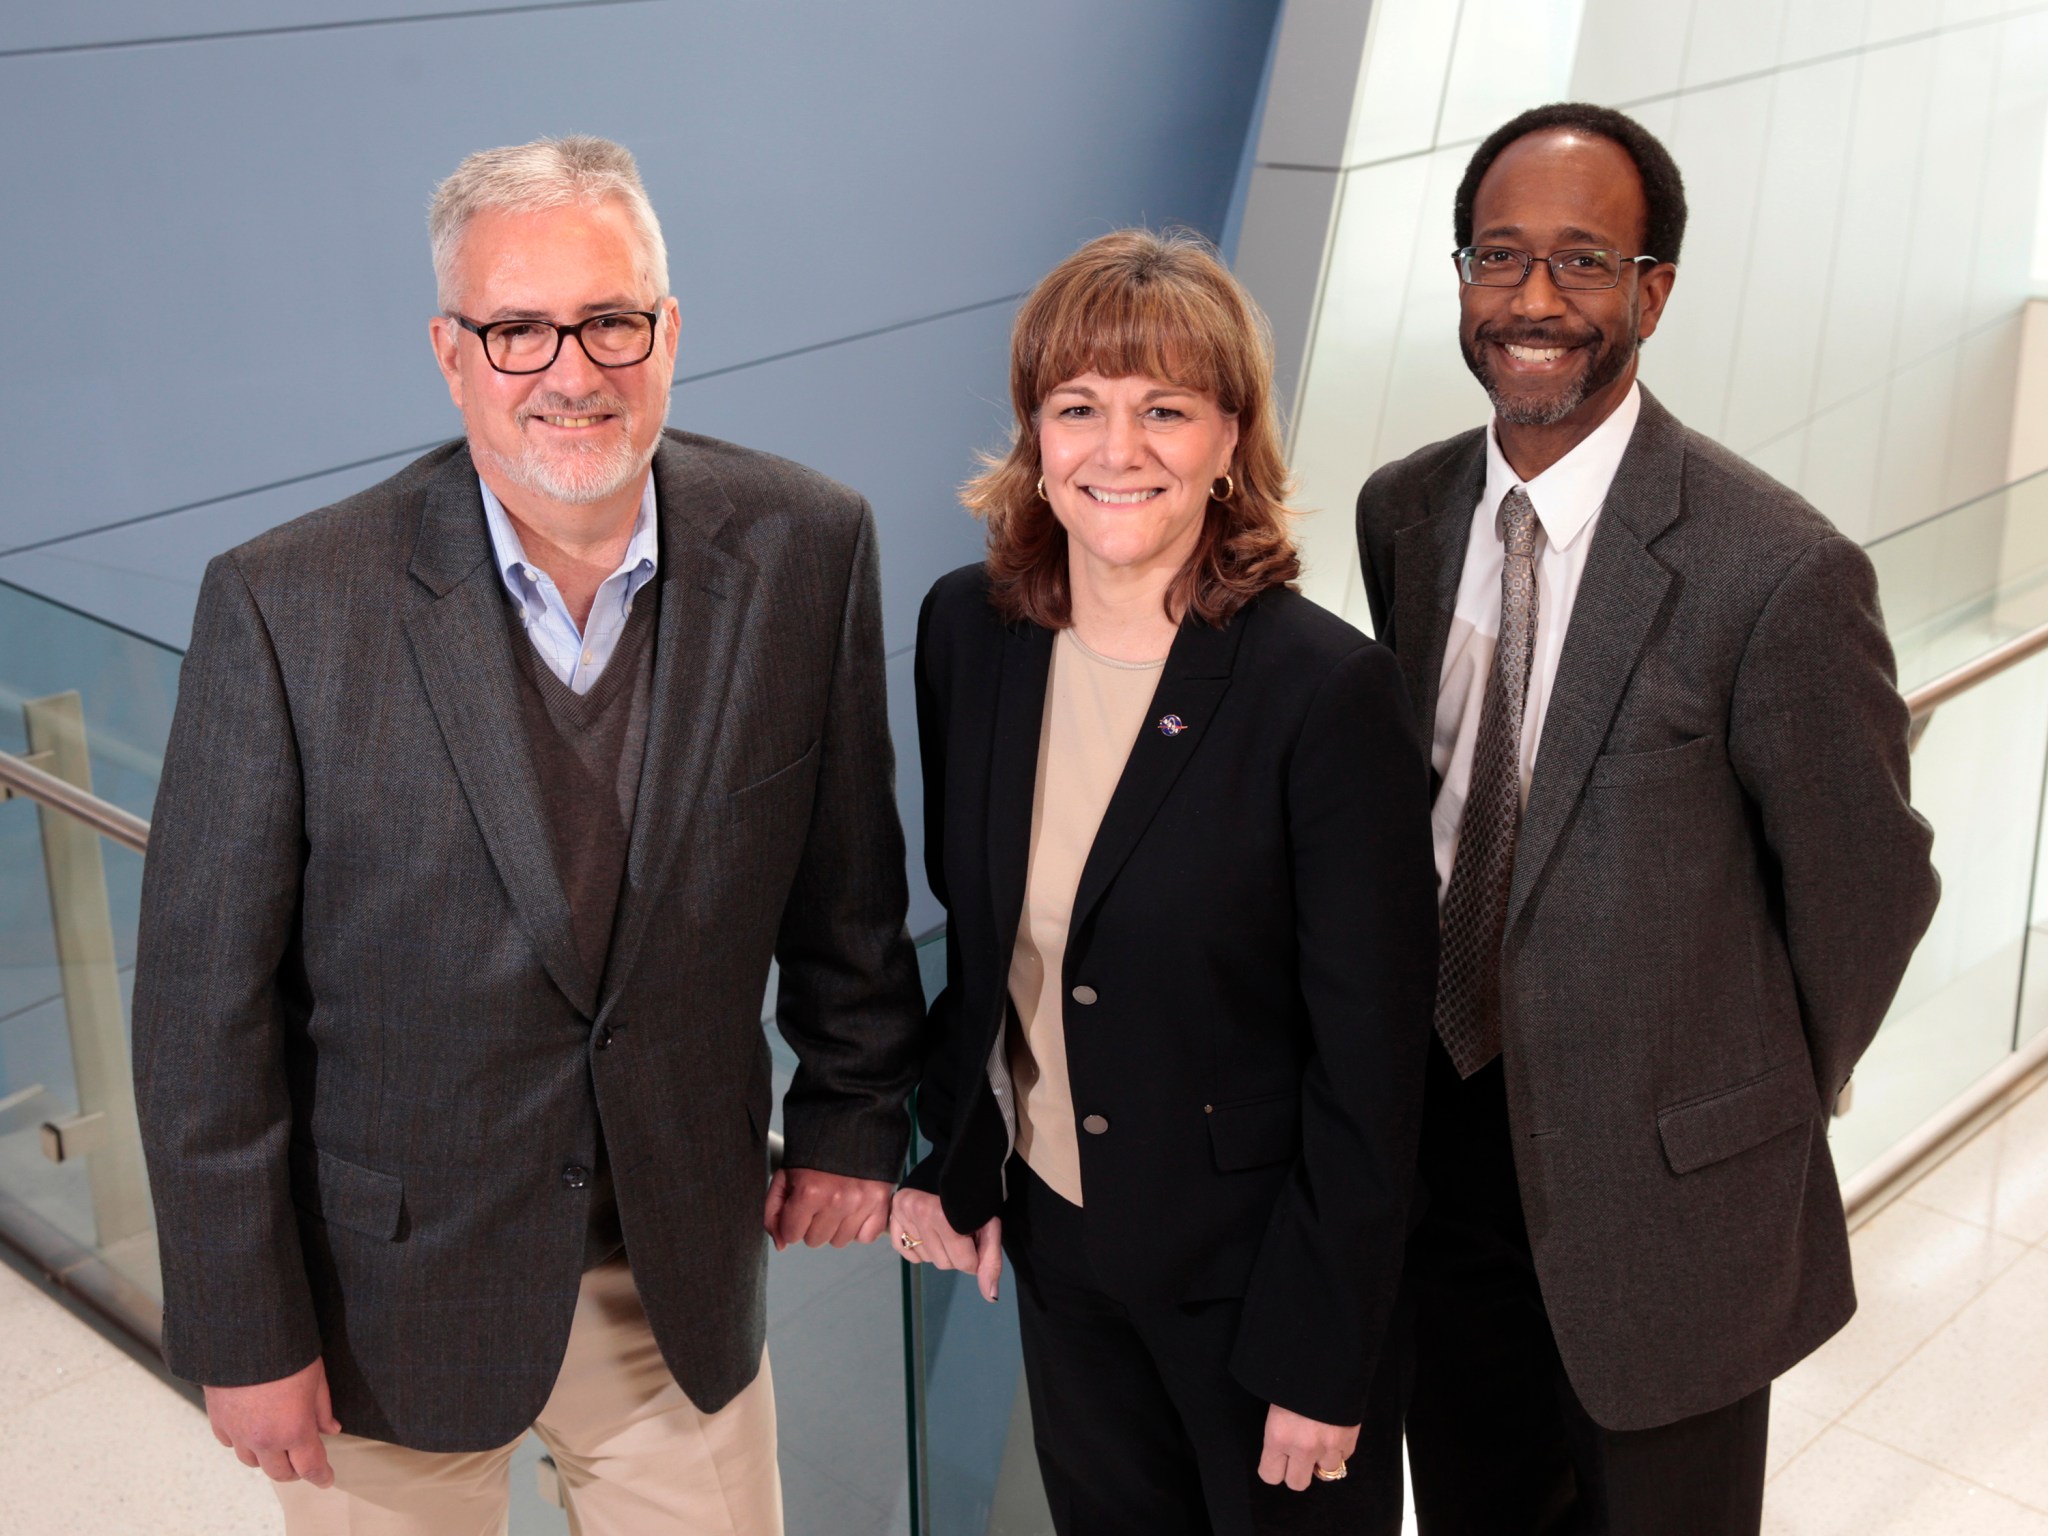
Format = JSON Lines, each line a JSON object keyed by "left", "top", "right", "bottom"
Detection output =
{"left": 479, "top": 475, "right": 660, "bottom": 696}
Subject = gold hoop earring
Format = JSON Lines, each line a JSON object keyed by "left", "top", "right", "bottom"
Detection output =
{"left": 1035, "top": 477, "right": 1049, "bottom": 502}
{"left": 1212, "top": 473, "right": 1235, "bottom": 501}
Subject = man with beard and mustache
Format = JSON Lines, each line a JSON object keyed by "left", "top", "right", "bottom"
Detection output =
{"left": 131, "top": 136, "right": 922, "bottom": 1535}
{"left": 1355, "top": 104, "right": 1938, "bottom": 1534}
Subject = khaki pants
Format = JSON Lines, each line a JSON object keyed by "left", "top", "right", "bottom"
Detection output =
{"left": 273, "top": 1258, "right": 783, "bottom": 1535}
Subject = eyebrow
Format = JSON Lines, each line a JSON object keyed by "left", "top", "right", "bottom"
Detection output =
{"left": 1045, "top": 383, "right": 1202, "bottom": 402}
{"left": 481, "top": 297, "right": 646, "bottom": 322}
{"left": 1475, "top": 224, "right": 1617, "bottom": 247}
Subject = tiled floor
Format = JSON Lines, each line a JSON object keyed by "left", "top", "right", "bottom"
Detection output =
{"left": 1, "top": 1075, "right": 2043, "bottom": 1534}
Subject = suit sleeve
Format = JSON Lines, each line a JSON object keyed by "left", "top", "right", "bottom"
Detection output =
{"left": 773, "top": 502, "right": 924, "bottom": 1181}
{"left": 1355, "top": 472, "right": 1397, "bottom": 643}
{"left": 1726, "top": 533, "right": 1939, "bottom": 1102}
{"left": 132, "top": 554, "right": 320, "bottom": 1388}
{"left": 899, "top": 578, "right": 956, "bottom": 1196}
{"left": 1229, "top": 642, "right": 1438, "bottom": 1424}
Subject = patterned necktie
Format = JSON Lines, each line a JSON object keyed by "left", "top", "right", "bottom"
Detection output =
{"left": 1434, "top": 486, "right": 1539, "bottom": 1079}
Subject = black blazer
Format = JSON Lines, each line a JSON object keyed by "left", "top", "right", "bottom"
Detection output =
{"left": 903, "top": 565, "right": 1438, "bottom": 1423}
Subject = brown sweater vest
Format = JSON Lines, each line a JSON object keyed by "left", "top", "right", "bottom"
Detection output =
{"left": 507, "top": 586, "right": 658, "bottom": 1268}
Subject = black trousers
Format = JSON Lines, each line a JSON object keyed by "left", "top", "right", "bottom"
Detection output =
{"left": 1004, "top": 1159, "right": 1404, "bottom": 1536}
{"left": 1402, "top": 1039, "right": 1771, "bottom": 1536}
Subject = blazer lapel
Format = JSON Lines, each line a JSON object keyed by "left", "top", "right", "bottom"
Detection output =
{"left": 404, "top": 457, "right": 594, "bottom": 1017}
{"left": 1506, "top": 390, "right": 1684, "bottom": 932}
{"left": 1393, "top": 446, "right": 1486, "bottom": 735}
{"left": 596, "top": 439, "right": 755, "bottom": 1022}
{"left": 1069, "top": 613, "right": 1243, "bottom": 932}
{"left": 986, "top": 622, "right": 1055, "bottom": 960}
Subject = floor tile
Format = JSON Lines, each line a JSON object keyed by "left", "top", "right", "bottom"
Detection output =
{"left": 1763, "top": 1425, "right": 2048, "bottom": 1535}
{"left": 0, "top": 1262, "right": 131, "bottom": 1409}
{"left": 0, "top": 1351, "right": 281, "bottom": 1535}
{"left": 1775, "top": 1199, "right": 2027, "bottom": 1419}
{"left": 1766, "top": 1401, "right": 1831, "bottom": 1480}
{"left": 1845, "top": 1246, "right": 2048, "bottom": 1510}
{"left": 1905, "top": 1079, "right": 2048, "bottom": 1244}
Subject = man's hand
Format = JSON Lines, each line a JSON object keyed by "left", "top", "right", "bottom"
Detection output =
{"left": 1257, "top": 1403, "right": 1359, "bottom": 1493}
{"left": 204, "top": 1356, "right": 342, "bottom": 1487}
{"left": 889, "top": 1187, "right": 1002, "bottom": 1302}
{"left": 763, "top": 1167, "right": 894, "bottom": 1251}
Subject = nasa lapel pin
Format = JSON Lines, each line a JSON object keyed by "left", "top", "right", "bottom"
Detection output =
{"left": 1157, "top": 714, "right": 1187, "bottom": 737}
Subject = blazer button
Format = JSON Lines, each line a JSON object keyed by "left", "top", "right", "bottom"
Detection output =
{"left": 1071, "top": 985, "right": 1098, "bottom": 1005}
{"left": 1082, "top": 1114, "right": 1109, "bottom": 1135}
{"left": 594, "top": 1024, "right": 613, "bottom": 1050}
{"left": 562, "top": 1164, "right": 590, "bottom": 1189}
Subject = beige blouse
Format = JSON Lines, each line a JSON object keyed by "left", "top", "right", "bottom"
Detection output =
{"left": 1006, "top": 626, "right": 1163, "bottom": 1206}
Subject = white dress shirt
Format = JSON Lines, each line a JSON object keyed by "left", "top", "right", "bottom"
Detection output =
{"left": 479, "top": 474, "right": 660, "bottom": 695}
{"left": 1430, "top": 383, "right": 1642, "bottom": 899}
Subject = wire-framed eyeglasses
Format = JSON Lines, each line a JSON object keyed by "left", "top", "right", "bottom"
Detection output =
{"left": 1453, "top": 247, "right": 1662, "bottom": 291}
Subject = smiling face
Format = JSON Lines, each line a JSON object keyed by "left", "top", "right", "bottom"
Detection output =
{"left": 1036, "top": 371, "right": 1240, "bottom": 583}
{"left": 1457, "top": 128, "right": 1674, "bottom": 443}
{"left": 429, "top": 198, "right": 680, "bottom": 515}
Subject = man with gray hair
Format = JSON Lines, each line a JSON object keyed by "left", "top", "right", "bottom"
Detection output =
{"left": 132, "top": 135, "right": 924, "bottom": 1533}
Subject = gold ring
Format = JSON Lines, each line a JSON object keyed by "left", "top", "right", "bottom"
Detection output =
{"left": 1312, "top": 1461, "right": 1348, "bottom": 1483}
{"left": 898, "top": 1234, "right": 922, "bottom": 1250}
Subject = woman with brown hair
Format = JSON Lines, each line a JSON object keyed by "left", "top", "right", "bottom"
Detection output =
{"left": 888, "top": 229, "right": 1437, "bottom": 1534}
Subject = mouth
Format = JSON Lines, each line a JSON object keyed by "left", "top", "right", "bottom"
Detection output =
{"left": 1083, "top": 486, "right": 1163, "bottom": 506}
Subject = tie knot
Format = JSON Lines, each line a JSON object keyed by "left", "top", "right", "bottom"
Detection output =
{"left": 1500, "top": 487, "right": 1538, "bottom": 559}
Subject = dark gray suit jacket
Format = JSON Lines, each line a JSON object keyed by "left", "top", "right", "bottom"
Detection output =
{"left": 1357, "top": 388, "right": 1938, "bottom": 1431}
{"left": 132, "top": 431, "right": 923, "bottom": 1450}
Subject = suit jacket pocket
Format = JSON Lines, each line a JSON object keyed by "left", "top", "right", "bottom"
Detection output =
{"left": 1207, "top": 1093, "right": 1301, "bottom": 1172}
{"left": 289, "top": 1144, "right": 405, "bottom": 1240}
{"left": 729, "top": 738, "right": 820, "bottom": 823}
{"left": 1590, "top": 733, "right": 1719, "bottom": 789}
{"left": 1656, "top": 1059, "right": 1818, "bottom": 1175}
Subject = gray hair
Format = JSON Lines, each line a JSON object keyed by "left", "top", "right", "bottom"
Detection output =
{"left": 428, "top": 135, "right": 670, "bottom": 311}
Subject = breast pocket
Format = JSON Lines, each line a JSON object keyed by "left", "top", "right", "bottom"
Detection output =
{"left": 1590, "top": 733, "right": 1720, "bottom": 789}
{"left": 728, "top": 738, "right": 820, "bottom": 826}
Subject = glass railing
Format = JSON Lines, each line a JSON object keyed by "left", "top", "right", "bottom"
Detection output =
{"left": 1835, "top": 472, "right": 2048, "bottom": 1186}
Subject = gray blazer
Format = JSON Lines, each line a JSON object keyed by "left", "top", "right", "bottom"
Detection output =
{"left": 132, "top": 431, "right": 923, "bottom": 1451}
{"left": 1357, "top": 388, "right": 1938, "bottom": 1431}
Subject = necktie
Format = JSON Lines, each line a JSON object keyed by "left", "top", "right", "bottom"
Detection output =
{"left": 1434, "top": 486, "right": 1539, "bottom": 1078}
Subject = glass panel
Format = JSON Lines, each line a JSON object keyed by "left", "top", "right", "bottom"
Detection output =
{"left": 0, "top": 576, "right": 178, "bottom": 1320}
{"left": 1836, "top": 478, "right": 2048, "bottom": 1179}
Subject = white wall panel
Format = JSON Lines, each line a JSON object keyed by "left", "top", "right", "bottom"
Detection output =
{"left": 1813, "top": 39, "right": 1937, "bottom": 410}
{"left": 1287, "top": 156, "right": 1436, "bottom": 612}
{"left": 1968, "top": 11, "right": 2048, "bottom": 331}
{"left": 1875, "top": 344, "right": 1964, "bottom": 536}
{"left": 1436, "top": 0, "right": 1588, "bottom": 146}
{"left": 1642, "top": 78, "right": 1776, "bottom": 440}
{"left": 1896, "top": 27, "right": 1999, "bottom": 362}
{"left": 1721, "top": 58, "right": 1860, "bottom": 452}
{"left": 1683, "top": 0, "right": 1788, "bottom": 89}
{"left": 1781, "top": 0, "right": 1874, "bottom": 66}
{"left": 1568, "top": 0, "right": 1694, "bottom": 105}
{"left": 1944, "top": 314, "right": 2025, "bottom": 506}
{"left": 1801, "top": 387, "right": 1889, "bottom": 539}
{"left": 1345, "top": 0, "right": 1465, "bottom": 167}
{"left": 1866, "top": 0, "right": 1941, "bottom": 45}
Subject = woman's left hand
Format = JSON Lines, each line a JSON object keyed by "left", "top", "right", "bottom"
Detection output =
{"left": 1257, "top": 1404, "right": 1360, "bottom": 1492}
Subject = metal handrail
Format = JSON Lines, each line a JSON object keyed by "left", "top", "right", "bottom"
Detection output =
{"left": 0, "top": 749, "right": 149, "bottom": 852}
{"left": 1904, "top": 618, "right": 2048, "bottom": 722}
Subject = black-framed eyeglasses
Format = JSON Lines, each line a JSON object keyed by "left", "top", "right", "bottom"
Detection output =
{"left": 1453, "top": 246, "right": 1662, "bottom": 291}
{"left": 451, "top": 309, "right": 662, "bottom": 374}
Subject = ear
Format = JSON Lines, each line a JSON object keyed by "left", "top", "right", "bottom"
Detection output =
{"left": 1218, "top": 409, "right": 1241, "bottom": 475}
{"left": 1633, "top": 262, "right": 1677, "bottom": 344}
{"left": 429, "top": 315, "right": 465, "bottom": 410}
{"left": 658, "top": 295, "right": 681, "bottom": 374}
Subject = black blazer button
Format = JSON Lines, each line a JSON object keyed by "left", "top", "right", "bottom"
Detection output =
{"left": 1071, "top": 985, "right": 1099, "bottom": 1005}
{"left": 1082, "top": 1114, "right": 1109, "bottom": 1135}
{"left": 594, "top": 1025, "right": 613, "bottom": 1050}
{"left": 562, "top": 1164, "right": 590, "bottom": 1189}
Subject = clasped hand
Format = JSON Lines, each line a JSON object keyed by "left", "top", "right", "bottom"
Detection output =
{"left": 887, "top": 1187, "right": 1003, "bottom": 1301}
{"left": 762, "top": 1165, "right": 896, "bottom": 1250}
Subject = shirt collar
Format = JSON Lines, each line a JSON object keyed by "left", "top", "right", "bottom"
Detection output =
{"left": 1480, "top": 380, "right": 1641, "bottom": 554}
{"left": 478, "top": 472, "right": 659, "bottom": 614}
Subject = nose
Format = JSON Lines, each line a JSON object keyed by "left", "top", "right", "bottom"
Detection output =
{"left": 541, "top": 330, "right": 607, "bottom": 396}
{"left": 1511, "top": 259, "right": 1568, "bottom": 322}
{"left": 1101, "top": 407, "right": 1146, "bottom": 469}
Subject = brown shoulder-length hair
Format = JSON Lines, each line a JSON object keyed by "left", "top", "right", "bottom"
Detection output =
{"left": 962, "top": 228, "right": 1300, "bottom": 629}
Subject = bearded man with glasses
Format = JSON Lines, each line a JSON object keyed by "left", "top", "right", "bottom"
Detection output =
{"left": 132, "top": 135, "right": 923, "bottom": 1535}
{"left": 1355, "top": 104, "right": 1938, "bottom": 1534}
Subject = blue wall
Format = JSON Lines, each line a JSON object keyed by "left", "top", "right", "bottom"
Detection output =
{"left": 0, "top": 1, "right": 1282, "bottom": 934}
